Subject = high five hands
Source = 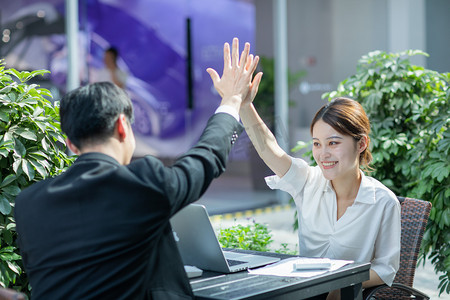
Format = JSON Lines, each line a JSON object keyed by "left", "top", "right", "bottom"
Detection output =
{"left": 207, "top": 38, "right": 263, "bottom": 112}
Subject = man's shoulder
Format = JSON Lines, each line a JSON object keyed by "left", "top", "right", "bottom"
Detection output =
{"left": 16, "top": 155, "right": 116, "bottom": 203}
{"left": 15, "top": 176, "right": 54, "bottom": 208}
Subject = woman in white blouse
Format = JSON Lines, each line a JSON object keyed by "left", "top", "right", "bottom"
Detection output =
{"left": 209, "top": 62, "right": 401, "bottom": 299}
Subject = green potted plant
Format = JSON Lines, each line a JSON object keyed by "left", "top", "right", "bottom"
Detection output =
{"left": 0, "top": 62, "right": 74, "bottom": 294}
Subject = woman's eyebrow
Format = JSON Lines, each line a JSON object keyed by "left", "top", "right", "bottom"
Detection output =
{"left": 326, "top": 135, "right": 343, "bottom": 140}
{"left": 312, "top": 135, "right": 343, "bottom": 140}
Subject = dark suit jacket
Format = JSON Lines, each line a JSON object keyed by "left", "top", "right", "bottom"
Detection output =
{"left": 15, "top": 113, "right": 243, "bottom": 300}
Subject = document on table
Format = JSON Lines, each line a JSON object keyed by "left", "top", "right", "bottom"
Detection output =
{"left": 248, "top": 257, "right": 354, "bottom": 277}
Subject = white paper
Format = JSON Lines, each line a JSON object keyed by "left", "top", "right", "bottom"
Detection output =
{"left": 248, "top": 257, "right": 354, "bottom": 278}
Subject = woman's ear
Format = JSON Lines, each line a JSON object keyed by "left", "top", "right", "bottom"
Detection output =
{"left": 357, "top": 135, "right": 369, "bottom": 153}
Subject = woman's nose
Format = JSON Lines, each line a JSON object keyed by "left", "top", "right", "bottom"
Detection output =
{"left": 319, "top": 146, "right": 330, "bottom": 159}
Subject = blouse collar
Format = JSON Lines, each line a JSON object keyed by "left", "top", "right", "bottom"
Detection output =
{"left": 324, "top": 170, "right": 377, "bottom": 205}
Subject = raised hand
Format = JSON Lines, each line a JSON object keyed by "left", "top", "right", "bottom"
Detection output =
{"left": 207, "top": 38, "right": 260, "bottom": 111}
{"left": 242, "top": 66, "right": 263, "bottom": 108}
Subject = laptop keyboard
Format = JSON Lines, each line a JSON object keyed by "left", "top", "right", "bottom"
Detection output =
{"left": 227, "top": 259, "right": 247, "bottom": 266}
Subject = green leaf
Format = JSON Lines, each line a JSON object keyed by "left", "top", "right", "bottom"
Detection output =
{"left": 0, "top": 263, "right": 12, "bottom": 285}
{"left": 429, "top": 162, "right": 448, "bottom": 181}
{"left": 5, "top": 68, "right": 23, "bottom": 81}
{"left": 14, "top": 128, "right": 37, "bottom": 141}
{"left": 19, "top": 97, "right": 38, "bottom": 105}
{"left": 2, "top": 185, "right": 21, "bottom": 197}
{"left": 442, "top": 209, "right": 450, "bottom": 227}
{"left": 28, "top": 158, "right": 48, "bottom": 178}
{"left": 6, "top": 261, "right": 19, "bottom": 275}
{"left": 0, "top": 91, "right": 12, "bottom": 102}
{"left": 436, "top": 166, "right": 449, "bottom": 183}
{"left": 0, "top": 196, "right": 11, "bottom": 215}
{"left": 2, "top": 229, "right": 13, "bottom": 245}
{"left": 12, "top": 159, "right": 22, "bottom": 174}
{"left": 37, "top": 88, "right": 53, "bottom": 98}
{"left": 48, "top": 131, "right": 65, "bottom": 144}
{"left": 0, "top": 175, "right": 16, "bottom": 188}
{"left": 6, "top": 223, "right": 15, "bottom": 231}
{"left": 2, "top": 132, "right": 13, "bottom": 143}
{"left": 21, "top": 159, "right": 35, "bottom": 181}
{"left": 41, "top": 138, "right": 49, "bottom": 152}
{"left": 33, "top": 119, "right": 49, "bottom": 133}
{"left": 0, "top": 148, "right": 9, "bottom": 157}
{"left": 0, "top": 111, "right": 9, "bottom": 123}
{"left": 32, "top": 107, "right": 45, "bottom": 118}
{"left": 13, "top": 138, "right": 26, "bottom": 157}
{"left": 7, "top": 92, "right": 17, "bottom": 102}
{"left": 26, "top": 69, "right": 50, "bottom": 81}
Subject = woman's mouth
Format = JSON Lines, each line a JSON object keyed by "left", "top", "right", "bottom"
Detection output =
{"left": 322, "top": 161, "right": 338, "bottom": 169}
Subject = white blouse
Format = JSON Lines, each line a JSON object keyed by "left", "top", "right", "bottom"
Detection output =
{"left": 265, "top": 157, "right": 401, "bottom": 286}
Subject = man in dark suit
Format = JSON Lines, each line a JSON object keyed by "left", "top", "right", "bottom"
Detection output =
{"left": 15, "top": 38, "right": 260, "bottom": 299}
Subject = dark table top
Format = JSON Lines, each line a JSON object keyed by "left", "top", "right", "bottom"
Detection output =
{"left": 190, "top": 249, "right": 370, "bottom": 300}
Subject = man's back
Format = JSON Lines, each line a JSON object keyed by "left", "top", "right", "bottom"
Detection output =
{"left": 15, "top": 153, "right": 194, "bottom": 299}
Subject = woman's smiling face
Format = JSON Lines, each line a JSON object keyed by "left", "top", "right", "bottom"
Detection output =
{"left": 312, "top": 119, "right": 362, "bottom": 181}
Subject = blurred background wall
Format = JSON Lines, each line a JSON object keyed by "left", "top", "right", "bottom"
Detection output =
{"left": 255, "top": 0, "right": 449, "bottom": 151}
{"left": 1, "top": 0, "right": 449, "bottom": 166}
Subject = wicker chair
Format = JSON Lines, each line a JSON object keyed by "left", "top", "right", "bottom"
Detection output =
{"left": 363, "top": 196, "right": 432, "bottom": 300}
{"left": 0, "top": 288, "right": 26, "bottom": 300}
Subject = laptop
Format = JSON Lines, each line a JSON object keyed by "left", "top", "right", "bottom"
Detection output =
{"left": 170, "top": 204, "right": 280, "bottom": 273}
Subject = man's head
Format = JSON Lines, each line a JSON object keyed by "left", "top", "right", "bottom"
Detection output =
{"left": 104, "top": 47, "right": 119, "bottom": 69}
{"left": 60, "top": 82, "right": 135, "bottom": 160}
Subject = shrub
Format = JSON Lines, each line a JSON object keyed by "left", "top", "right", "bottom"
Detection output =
{"left": 321, "top": 50, "right": 449, "bottom": 295}
{"left": 0, "top": 63, "right": 74, "bottom": 293}
{"left": 217, "top": 220, "right": 298, "bottom": 255}
{"left": 217, "top": 222, "right": 273, "bottom": 252}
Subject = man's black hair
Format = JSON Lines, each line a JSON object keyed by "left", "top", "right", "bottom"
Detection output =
{"left": 60, "top": 82, "right": 134, "bottom": 149}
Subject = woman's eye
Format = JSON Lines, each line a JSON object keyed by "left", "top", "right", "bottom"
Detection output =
{"left": 329, "top": 141, "right": 338, "bottom": 146}
{"left": 313, "top": 142, "right": 320, "bottom": 147}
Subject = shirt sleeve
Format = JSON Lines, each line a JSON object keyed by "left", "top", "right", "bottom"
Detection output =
{"left": 264, "top": 157, "right": 309, "bottom": 198}
{"left": 215, "top": 105, "right": 239, "bottom": 122}
{"left": 129, "top": 113, "right": 243, "bottom": 217}
{"left": 371, "top": 196, "right": 401, "bottom": 286}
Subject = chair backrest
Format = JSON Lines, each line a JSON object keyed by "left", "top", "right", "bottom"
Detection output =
{"left": 395, "top": 197, "right": 432, "bottom": 286}
{"left": 376, "top": 196, "right": 432, "bottom": 299}
{"left": 0, "top": 287, "right": 26, "bottom": 300}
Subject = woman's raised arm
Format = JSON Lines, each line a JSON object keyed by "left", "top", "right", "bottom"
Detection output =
{"left": 239, "top": 100, "right": 292, "bottom": 178}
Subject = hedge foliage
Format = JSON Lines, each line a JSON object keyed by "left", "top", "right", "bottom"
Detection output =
{"left": 0, "top": 63, "right": 74, "bottom": 293}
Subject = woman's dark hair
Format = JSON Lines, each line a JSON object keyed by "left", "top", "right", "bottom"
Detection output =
{"left": 60, "top": 82, "right": 134, "bottom": 149}
{"left": 310, "top": 97, "right": 373, "bottom": 171}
